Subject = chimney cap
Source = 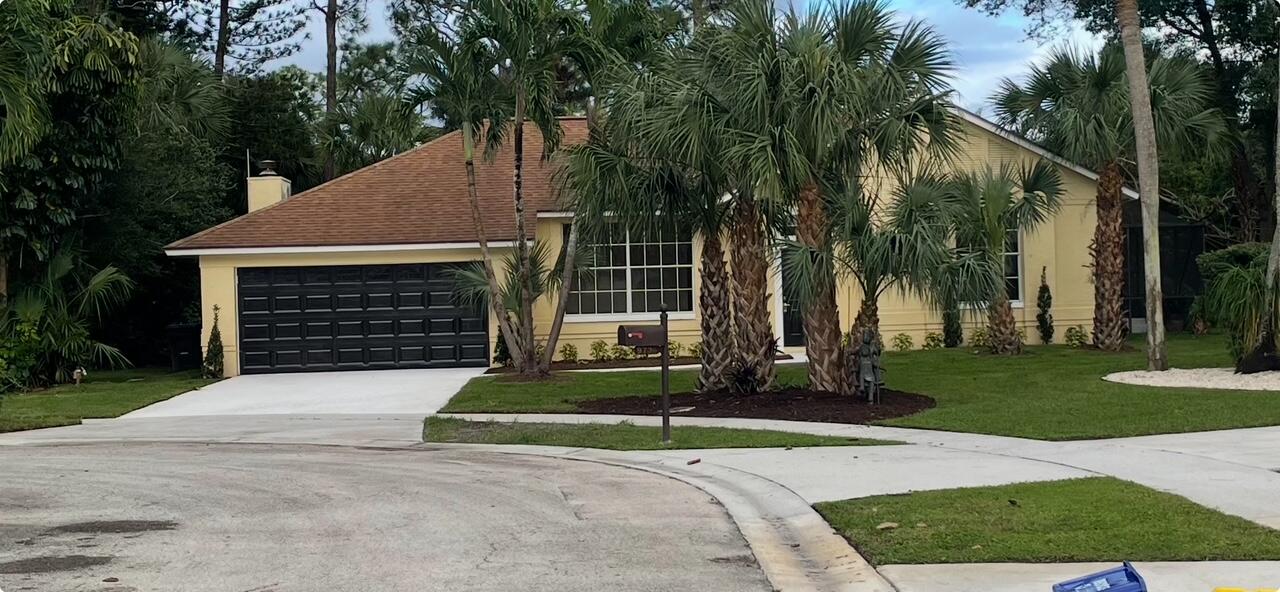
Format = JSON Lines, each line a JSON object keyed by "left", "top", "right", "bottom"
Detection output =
{"left": 258, "top": 160, "right": 278, "bottom": 176}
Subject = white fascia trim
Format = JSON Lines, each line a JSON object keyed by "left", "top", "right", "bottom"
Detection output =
{"left": 165, "top": 241, "right": 518, "bottom": 257}
{"left": 537, "top": 211, "right": 576, "bottom": 219}
{"left": 956, "top": 108, "right": 1140, "bottom": 200}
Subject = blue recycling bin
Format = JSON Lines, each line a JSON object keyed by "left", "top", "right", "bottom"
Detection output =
{"left": 1052, "top": 562, "right": 1146, "bottom": 592}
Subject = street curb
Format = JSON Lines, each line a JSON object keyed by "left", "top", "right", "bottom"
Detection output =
{"left": 424, "top": 442, "right": 896, "bottom": 592}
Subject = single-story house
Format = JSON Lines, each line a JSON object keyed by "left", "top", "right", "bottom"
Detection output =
{"left": 167, "top": 110, "right": 1121, "bottom": 377}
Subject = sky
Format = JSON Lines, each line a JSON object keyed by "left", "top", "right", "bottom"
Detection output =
{"left": 281, "top": 0, "right": 1102, "bottom": 114}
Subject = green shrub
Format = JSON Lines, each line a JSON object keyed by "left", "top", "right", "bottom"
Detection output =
{"left": 942, "top": 303, "right": 963, "bottom": 348}
{"left": 589, "top": 340, "right": 610, "bottom": 362}
{"left": 1036, "top": 267, "right": 1053, "bottom": 344}
{"left": 922, "top": 331, "right": 945, "bottom": 350}
{"left": 1201, "top": 255, "right": 1269, "bottom": 361}
{"left": 203, "top": 305, "right": 224, "bottom": 379}
{"left": 891, "top": 333, "right": 913, "bottom": 351}
{"left": 609, "top": 344, "right": 635, "bottom": 360}
{"left": 558, "top": 342, "right": 579, "bottom": 363}
{"left": 1064, "top": 325, "right": 1087, "bottom": 348}
{"left": 969, "top": 327, "right": 990, "bottom": 349}
{"left": 493, "top": 337, "right": 512, "bottom": 366}
{"left": 688, "top": 341, "right": 703, "bottom": 359}
{"left": 1196, "top": 243, "right": 1267, "bottom": 283}
{"left": 0, "top": 320, "right": 41, "bottom": 394}
{"left": 667, "top": 340, "right": 683, "bottom": 358}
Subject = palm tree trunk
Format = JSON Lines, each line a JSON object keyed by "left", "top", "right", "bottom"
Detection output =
{"left": 795, "top": 180, "right": 843, "bottom": 393}
{"left": 322, "top": 0, "right": 338, "bottom": 181}
{"left": 697, "top": 231, "right": 734, "bottom": 392}
{"left": 1092, "top": 161, "right": 1128, "bottom": 351}
{"left": 511, "top": 89, "right": 540, "bottom": 377}
{"left": 1264, "top": 44, "right": 1280, "bottom": 343}
{"left": 844, "top": 296, "right": 880, "bottom": 397}
{"left": 728, "top": 198, "right": 775, "bottom": 391}
{"left": 1116, "top": 0, "right": 1168, "bottom": 371}
{"left": 462, "top": 121, "right": 524, "bottom": 366}
{"left": 988, "top": 291, "right": 1022, "bottom": 354}
{"left": 541, "top": 219, "right": 578, "bottom": 371}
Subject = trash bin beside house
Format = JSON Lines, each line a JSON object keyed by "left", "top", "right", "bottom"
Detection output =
{"left": 166, "top": 323, "right": 202, "bottom": 372}
{"left": 1053, "top": 562, "right": 1146, "bottom": 592}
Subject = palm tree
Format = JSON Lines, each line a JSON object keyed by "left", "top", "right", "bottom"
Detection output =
{"left": 562, "top": 104, "right": 737, "bottom": 391}
{"left": 404, "top": 29, "right": 526, "bottom": 369}
{"left": 1115, "top": 0, "right": 1167, "bottom": 371}
{"left": 538, "top": 0, "right": 675, "bottom": 373}
{"left": 950, "top": 160, "right": 1064, "bottom": 354}
{"left": 465, "top": 0, "right": 587, "bottom": 377}
{"left": 993, "top": 46, "right": 1220, "bottom": 352}
{"left": 788, "top": 170, "right": 995, "bottom": 393}
{"left": 777, "top": 2, "right": 956, "bottom": 392}
{"left": 0, "top": 253, "right": 133, "bottom": 387}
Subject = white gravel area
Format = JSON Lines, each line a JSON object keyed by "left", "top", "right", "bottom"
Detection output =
{"left": 1103, "top": 367, "right": 1280, "bottom": 391}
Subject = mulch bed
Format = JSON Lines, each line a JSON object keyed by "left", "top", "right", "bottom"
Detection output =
{"left": 575, "top": 387, "right": 934, "bottom": 424}
{"left": 483, "top": 353, "right": 793, "bottom": 374}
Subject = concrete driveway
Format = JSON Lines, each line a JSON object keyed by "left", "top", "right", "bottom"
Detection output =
{"left": 0, "top": 443, "right": 770, "bottom": 592}
{"left": 124, "top": 368, "right": 485, "bottom": 418}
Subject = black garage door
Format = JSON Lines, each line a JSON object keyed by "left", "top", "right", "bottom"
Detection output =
{"left": 237, "top": 264, "right": 488, "bottom": 374}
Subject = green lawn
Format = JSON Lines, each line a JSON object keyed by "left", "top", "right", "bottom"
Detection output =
{"left": 815, "top": 477, "right": 1280, "bottom": 565}
{"left": 879, "top": 333, "right": 1265, "bottom": 439}
{"left": 443, "top": 334, "right": 1280, "bottom": 440}
{"left": 0, "top": 368, "right": 213, "bottom": 433}
{"left": 425, "top": 416, "right": 897, "bottom": 450}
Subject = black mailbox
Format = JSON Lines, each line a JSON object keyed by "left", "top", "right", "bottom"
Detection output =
{"left": 618, "top": 324, "right": 666, "bottom": 351}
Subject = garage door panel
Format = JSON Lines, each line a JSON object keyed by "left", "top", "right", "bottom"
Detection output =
{"left": 238, "top": 263, "right": 488, "bottom": 374}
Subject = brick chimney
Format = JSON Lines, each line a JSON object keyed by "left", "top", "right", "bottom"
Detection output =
{"left": 247, "top": 160, "right": 292, "bottom": 213}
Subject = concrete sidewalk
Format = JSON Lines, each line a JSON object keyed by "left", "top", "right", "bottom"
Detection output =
{"left": 444, "top": 413, "right": 1280, "bottom": 528}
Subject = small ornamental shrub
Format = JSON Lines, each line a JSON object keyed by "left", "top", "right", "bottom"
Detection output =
{"left": 688, "top": 341, "right": 703, "bottom": 359}
{"left": 202, "top": 306, "right": 225, "bottom": 379}
{"left": 493, "top": 337, "right": 512, "bottom": 366}
{"left": 891, "top": 333, "right": 913, "bottom": 352}
{"left": 589, "top": 340, "right": 610, "bottom": 362}
{"left": 922, "top": 332, "right": 945, "bottom": 350}
{"left": 943, "top": 301, "right": 963, "bottom": 348}
{"left": 609, "top": 344, "right": 635, "bottom": 360}
{"left": 969, "top": 327, "right": 991, "bottom": 349}
{"left": 0, "top": 320, "right": 41, "bottom": 394}
{"left": 1064, "top": 325, "right": 1087, "bottom": 348}
{"left": 558, "top": 342, "right": 579, "bottom": 363}
{"left": 728, "top": 359, "right": 764, "bottom": 394}
{"left": 1036, "top": 267, "right": 1053, "bottom": 344}
{"left": 667, "top": 340, "right": 683, "bottom": 358}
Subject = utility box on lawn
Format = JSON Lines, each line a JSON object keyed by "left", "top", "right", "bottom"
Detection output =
{"left": 1053, "top": 562, "right": 1145, "bottom": 592}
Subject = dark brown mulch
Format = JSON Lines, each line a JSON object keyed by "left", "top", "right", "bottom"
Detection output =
{"left": 483, "top": 353, "right": 793, "bottom": 374}
{"left": 575, "top": 387, "right": 934, "bottom": 424}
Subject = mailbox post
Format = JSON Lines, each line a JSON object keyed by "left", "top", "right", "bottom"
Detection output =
{"left": 617, "top": 309, "right": 671, "bottom": 444}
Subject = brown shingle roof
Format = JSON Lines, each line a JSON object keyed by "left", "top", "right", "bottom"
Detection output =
{"left": 168, "top": 118, "right": 588, "bottom": 250}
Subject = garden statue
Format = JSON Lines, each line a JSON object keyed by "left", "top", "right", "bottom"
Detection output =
{"left": 856, "top": 329, "right": 884, "bottom": 404}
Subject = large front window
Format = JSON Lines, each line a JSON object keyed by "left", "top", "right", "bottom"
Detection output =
{"left": 566, "top": 225, "right": 694, "bottom": 317}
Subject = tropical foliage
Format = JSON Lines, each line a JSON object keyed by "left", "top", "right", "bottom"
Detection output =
{"left": 0, "top": 254, "right": 133, "bottom": 389}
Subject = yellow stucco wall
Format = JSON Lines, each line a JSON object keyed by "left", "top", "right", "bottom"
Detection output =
{"left": 819, "top": 123, "right": 1099, "bottom": 351}
{"left": 194, "top": 120, "right": 1099, "bottom": 376}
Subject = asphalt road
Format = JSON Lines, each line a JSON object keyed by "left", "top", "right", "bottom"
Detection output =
{"left": 0, "top": 442, "right": 770, "bottom": 592}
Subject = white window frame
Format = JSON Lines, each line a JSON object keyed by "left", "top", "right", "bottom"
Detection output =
{"left": 564, "top": 225, "right": 696, "bottom": 322}
{"left": 959, "top": 227, "right": 1024, "bottom": 310}
{"left": 1005, "top": 228, "right": 1024, "bottom": 308}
